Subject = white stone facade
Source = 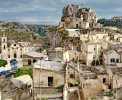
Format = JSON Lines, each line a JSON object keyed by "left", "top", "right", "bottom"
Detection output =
{"left": 1, "top": 36, "right": 33, "bottom": 67}
{"left": 103, "top": 50, "right": 120, "bottom": 65}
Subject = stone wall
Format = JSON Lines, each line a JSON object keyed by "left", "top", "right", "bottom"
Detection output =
{"left": 33, "top": 68, "right": 64, "bottom": 88}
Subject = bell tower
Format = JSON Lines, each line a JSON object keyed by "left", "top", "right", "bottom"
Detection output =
{"left": 1, "top": 34, "right": 8, "bottom": 60}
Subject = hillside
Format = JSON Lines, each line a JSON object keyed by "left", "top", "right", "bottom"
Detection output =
{"left": 0, "top": 21, "right": 50, "bottom": 37}
{"left": 98, "top": 18, "right": 122, "bottom": 29}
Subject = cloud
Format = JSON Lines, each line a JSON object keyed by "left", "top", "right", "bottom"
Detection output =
{"left": 0, "top": 0, "right": 121, "bottom": 24}
{"left": 15, "top": 17, "right": 39, "bottom": 24}
{"left": 14, "top": 16, "right": 59, "bottom": 25}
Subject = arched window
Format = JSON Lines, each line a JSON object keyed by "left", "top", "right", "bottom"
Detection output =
{"left": 14, "top": 53, "right": 17, "bottom": 58}
{"left": 103, "top": 78, "right": 106, "bottom": 83}
{"left": 3, "top": 45, "right": 6, "bottom": 49}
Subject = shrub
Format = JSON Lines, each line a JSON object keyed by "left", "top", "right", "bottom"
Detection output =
{"left": 15, "top": 67, "right": 32, "bottom": 78}
{"left": 0, "top": 59, "right": 7, "bottom": 67}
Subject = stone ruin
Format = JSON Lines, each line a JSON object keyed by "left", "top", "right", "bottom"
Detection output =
{"left": 59, "top": 4, "right": 101, "bottom": 29}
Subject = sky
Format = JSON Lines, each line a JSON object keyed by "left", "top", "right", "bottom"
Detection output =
{"left": 0, "top": 0, "right": 122, "bottom": 25}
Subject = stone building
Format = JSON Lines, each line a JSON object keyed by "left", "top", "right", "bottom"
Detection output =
{"left": 59, "top": 4, "right": 100, "bottom": 29}
{"left": 1, "top": 35, "right": 23, "bottom": 67}
{"left": 0, "top": 35, "right": 42, "bottom": 67}
{"left": 103, "top": 49, "right": 120, "bottom": 65}
{"left": 81, "top": 42, "right": 102, "bottom": 66}
{"left": 23, "top": 51, "right": 48, "bottom": 66}
{"left": 33, "top": 60, "right": 64, "bottom": 100}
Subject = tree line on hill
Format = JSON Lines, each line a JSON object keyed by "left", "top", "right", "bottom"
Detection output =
{"left": 98, "top": 18, "right": 122, "bottom": 28}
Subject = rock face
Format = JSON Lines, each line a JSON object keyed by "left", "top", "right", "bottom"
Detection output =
{"left": 59, "top": 4, "right": 100, "bottom": 29}
{"left": 62, "top": 4, "right": 79, "bottom": 18}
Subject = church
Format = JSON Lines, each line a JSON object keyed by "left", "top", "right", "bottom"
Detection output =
{"left": 0, "top": 35, "right": 47, "bottom": 68}
{"left": 1, "top": 35, "right": 29, "bottom": 68}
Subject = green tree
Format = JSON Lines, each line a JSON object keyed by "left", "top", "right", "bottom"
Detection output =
{"left": 15, "top": 67, "right": 32, "bottom": 78}
{"left": 0, "top": 59, "right": 7, "bottom": 67}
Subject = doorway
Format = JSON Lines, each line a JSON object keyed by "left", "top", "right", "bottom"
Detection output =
{"left": 28, "top": 59, "right": 32, "bottom": 65}
{"left": 48, "top": 77, "right": 53, "bottom": 87}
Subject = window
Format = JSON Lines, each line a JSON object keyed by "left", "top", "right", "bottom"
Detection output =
{"left": 76, "top": 24, "right": 79, "bottom": 28}
{"left": 110, "top": 36, "right": 114, "bottom": 40}
{"left": 33, "top": 59, "right": 36, "bottom": 63}
{"left": 117, "top": 38, "right": 119, "bottom": 41}
{"left": 103, "top": 78, "right": 106, "bottom": 83}
{"left": 20, "top": 55, "right": 22, "bottom": 58}
{"left": 70, "top": 74, "right": 75, "bottom": 78}
{"left": 8, "top": 55, "right": 10, "bottom": 58}
{"left": 3, "top": 45, "right": 5, "bottom": 49}
{"left": 28, "top": 59, "right": 31, "bottom": 65}
{"left": 48, "top": 77, "right": 53, "bottom": 87}
{"left": 108, "top": 83, "right": 112, "bottom": 89}
{"left": 14, "top": 53, "right": 17, "bottom": 58}
{"left": 110, "top": 58, "right": 115, "bottom": 63}
{"left": 116, "top": 59, "right": 119, "bottom": 63}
